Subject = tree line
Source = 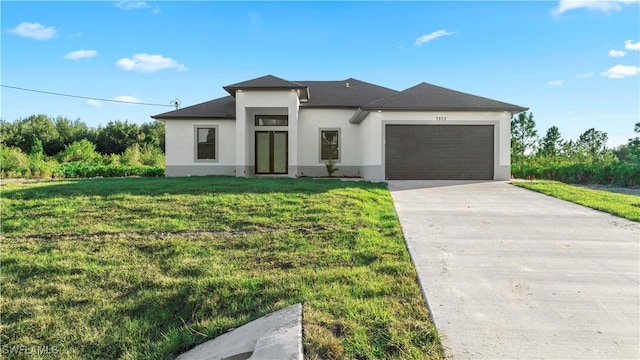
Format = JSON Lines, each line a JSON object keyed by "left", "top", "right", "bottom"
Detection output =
{"left": 0, "top": 114, "right": 165, "bottom": 178}
{"left": 511, "top": 112, "right": 639, "bottom": 185}
{"left": 1, "top": 114, "right": 164, "bottom": 156}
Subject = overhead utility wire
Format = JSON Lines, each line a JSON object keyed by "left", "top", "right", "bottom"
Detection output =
{"left": 1, "top": 85, "right": 179, "bottom": 108}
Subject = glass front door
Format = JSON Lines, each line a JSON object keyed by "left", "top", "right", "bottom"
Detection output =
{"left": 255, "top": 131, "right": 288, "bottom": 174}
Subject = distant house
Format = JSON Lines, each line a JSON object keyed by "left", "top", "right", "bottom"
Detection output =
{"left": 152, "top": 75, "right": 527, "bottom": 180}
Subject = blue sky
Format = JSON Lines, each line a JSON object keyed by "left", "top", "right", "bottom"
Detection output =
{"left": 2, "top": 0, "right": 639, "bottom": 147}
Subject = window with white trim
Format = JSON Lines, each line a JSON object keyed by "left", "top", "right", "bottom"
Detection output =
{"left": 320, "top": 129, "right": 340, "bottom": 161}
{"left": 196, "top": 127, "right": 217, "bottom": 160}
{"left": 255, "top": 115, "right": 288, "bottom": 126}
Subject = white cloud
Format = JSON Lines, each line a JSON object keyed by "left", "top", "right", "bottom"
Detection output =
{"left": 601, "top": 64, "right": 640, "bottom": 78}
{"left": 248, "top": 12, "right": 260, "bottom": 26}
{"left": 575, "top": 72, "right": 594, "bottom": 78}
{"left": 115, "top": 53, "right": 186, "bottom": 72}
{"left": 64, "top": 49, "right": 98, "bottom": 60}
{"left": 7, "top": 22, "right": 56, "bottom": 40}
{"left": 552, "top": 0, "right": 640, "bottom": 15}
{"left": 414, "top": 30, "right": 454, "bottom": 47}
{"left": 115, "top": 1, "right": 150, "bottom": 10}
{"left": 548, "top": 80, "right": 564, "bottom": 87}
{"left": 86, "top": 99, "right": 102, "bottom": 107}
{"left": 113, "top": 95, "right": 142, "bottom": 104}
{"left": 115, "top": 1, "right": 159, "bottom": 14}
{"left": 625, "top": 40, "right": 640, "bottom": 50}
{"left": 608, "top": 49, "right": 627, "bottom": 57}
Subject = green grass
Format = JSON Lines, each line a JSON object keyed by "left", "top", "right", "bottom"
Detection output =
{"left": 1, "top": 177, "right": 443, "bottom": 359}
{"left": 512, "top": 180, "right": 640, "bottom": 222}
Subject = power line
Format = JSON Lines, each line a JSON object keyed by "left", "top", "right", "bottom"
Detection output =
{"left": 1, "top": 84, "right": 179, "bottom": 108}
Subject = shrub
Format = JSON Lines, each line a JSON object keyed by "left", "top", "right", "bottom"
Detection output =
{"left": 325, "top": 159, "right": 339, "bottom": 177}
{"left": 0, "top": 146, "right": 30, "bottom": 173}
{"left": 121, "top": 143, "right": 142, "bottom": 166}
{"left": 28, "top": 158, "right": 59, "bottom": 179}
{"left": 512, "top": 156, "right": 640, "bottom": 186}
{"left": 57, "top": 162, "right": 164, "bottom": 178}
{"left": 102, "top": 153, "right": 121, "bottom": 166}
{"left": 120, "top": 143, "right": 165, "bottom": 167}
{"left": 57, "top": 139, "right": 100, "bottom": 163}
{"left": 139, "top": 143, "right": 165, "bottom": 167}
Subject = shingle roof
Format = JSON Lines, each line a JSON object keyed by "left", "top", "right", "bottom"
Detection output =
{"left": 151, "top": 96, "right": 236, "bottom": 119}
{"left": 223, "top": 75, "right": 308, "bottom": 98}
{"left": 151, "top": 76, "right": 527, "bottom": 120}
{"left": 296, "top": 78, "right": 398, "bottom": 108}
{"left": 362, "top": 82, "right": 528, "bottom": 112}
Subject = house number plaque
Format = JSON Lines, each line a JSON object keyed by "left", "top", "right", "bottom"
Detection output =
{"left": 435, "top": 116, "right": 447, "bottom": 121}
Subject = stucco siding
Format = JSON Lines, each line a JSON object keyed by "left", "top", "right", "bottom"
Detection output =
{"left": 165, "top": 119, "right": 236, "bottom": 168}
{"left": 164, "top": 109, "right": 511, "bottom": 181}
{"left": 235, "top": 90, "right": 299, "bottom": 177}
{"left": 297, "top": 108, "right": 363, "bottom": 177}
{"left": 362, "top": 111, "right": 511, "bottom": 180}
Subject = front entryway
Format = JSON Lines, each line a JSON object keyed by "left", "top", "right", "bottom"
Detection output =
{"left": 255, "top": 131, "right": 288, "bottom": 174}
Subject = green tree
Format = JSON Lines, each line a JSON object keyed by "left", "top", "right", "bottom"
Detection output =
{"left": 616, "top": 122, "right": 640, "bottom": 163}
{"left": 576, "top": 128, "right": 608, "bottom": 160}
{"left": 0, "top": 120, "right": 19, "bottom": 147}
{"left": 96, "top": 120, "right": 140, "bottom": 155}
{"left": 628, "top": 122, "right": 640, "bottom": 155}
{"left": 511, "top": 112, "right": 538, "bottom": 160}
{"left": 30, "top": 138, "right": 45, "bottom": 160}
{"left": 55, "top": 117, "right": 96, "bottom": 146}
{"left": 538, "top": 126, "right": 563, "bottom": 157}
{"left": 561, "top": 139, "right": 577, "bottom": 157}
{"left": 10, "top": 115, "right": 63, "bottom": 155}
{"left": 139, "top": 121, "right": 165, "bottom": 152}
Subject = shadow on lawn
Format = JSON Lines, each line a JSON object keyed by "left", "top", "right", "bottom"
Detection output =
{"left": 2, "top": 241, "right": 305, "bottom": 359}
{"left": 1, "top": 176, "right": 384, "bottom": 200}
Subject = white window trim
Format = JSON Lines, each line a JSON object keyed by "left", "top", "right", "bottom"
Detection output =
{"left": 319, "top": 128, "right": 341, "bottom": 163}
{"left": 194, "top": 125, "right": 219, "bottom": 163}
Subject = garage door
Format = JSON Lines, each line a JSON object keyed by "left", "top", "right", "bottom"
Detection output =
{"left": 385, "top": 125, "right": 494, "bottom": 180}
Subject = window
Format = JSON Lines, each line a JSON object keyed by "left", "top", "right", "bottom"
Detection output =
{"left": 196, "top": 127, "right": 217, "bottom": 160}
{"left": 320, "top": 129, "right": 340, "bottom": 161}
{"left": 255, "top": 115, "right": 288, "bottom": 126}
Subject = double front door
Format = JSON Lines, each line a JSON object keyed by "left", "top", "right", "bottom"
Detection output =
{"left": 255, "top": 131, "right": 288, "bottom": 174}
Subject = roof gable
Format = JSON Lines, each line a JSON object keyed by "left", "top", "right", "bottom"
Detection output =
{"left": 362, "top": 82, "right": 527, "bottom": 112}
{"left": 223, "top": 75, "right": 308, "bottom": 99}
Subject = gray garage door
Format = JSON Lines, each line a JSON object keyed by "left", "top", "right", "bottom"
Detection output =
{"left": 385, "top": 125, "right": 494, "bottom": 180}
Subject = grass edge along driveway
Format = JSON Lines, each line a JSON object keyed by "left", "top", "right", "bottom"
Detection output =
{"left": 1, "top": 177, "right": 443, "bottom": 359}
{"left": 511, "top": 180, "right": 640, "bottom": 222}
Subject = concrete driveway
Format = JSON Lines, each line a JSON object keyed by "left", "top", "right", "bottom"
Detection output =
{"left": 389, "top": 181, "right": 640, "bottom": 359}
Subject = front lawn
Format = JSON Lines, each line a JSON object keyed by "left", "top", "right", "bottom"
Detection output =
{"left": 0, "top": 177, "right": 443, "bottom": 359}
{"left": 511, "top": 180, "right": 640, "bottom": 222}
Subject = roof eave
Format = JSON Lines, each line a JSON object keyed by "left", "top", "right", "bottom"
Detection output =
{"left": 349, "top": 109, "right": 371, "bottom": 124}
{"left": 301, "top": 105, "right": 362, "bottom": 109}
{"left": 151, "top": 115, "right": 236, "bottom": 120}
{"left": 223, "top": 86, "right": 309, "bottom": 97}
{"left": 361, "top": 106, "right": 529, "bottom": 113}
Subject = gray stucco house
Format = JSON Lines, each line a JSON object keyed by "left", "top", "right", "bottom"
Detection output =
{"left": 152, "top": 75, "right": 527, "bottom": 180}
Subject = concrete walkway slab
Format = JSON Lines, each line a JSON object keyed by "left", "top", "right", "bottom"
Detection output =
{"left": 176, "top": 303, "right": 303, "bottom": 360}
{"left": 389, "top": 181, "right": 640, "bottom": 359}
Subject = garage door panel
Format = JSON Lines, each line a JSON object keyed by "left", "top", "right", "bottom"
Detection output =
{"left": 439, "top": 169, "right": 466, "bottom": 179}
{"left": 385, "top": 125, "right": 494, "bottom": 180}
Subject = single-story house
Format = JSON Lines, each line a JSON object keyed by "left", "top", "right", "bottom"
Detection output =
{"left": 152, "top": 75, "right": 527, "bottom": 181}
